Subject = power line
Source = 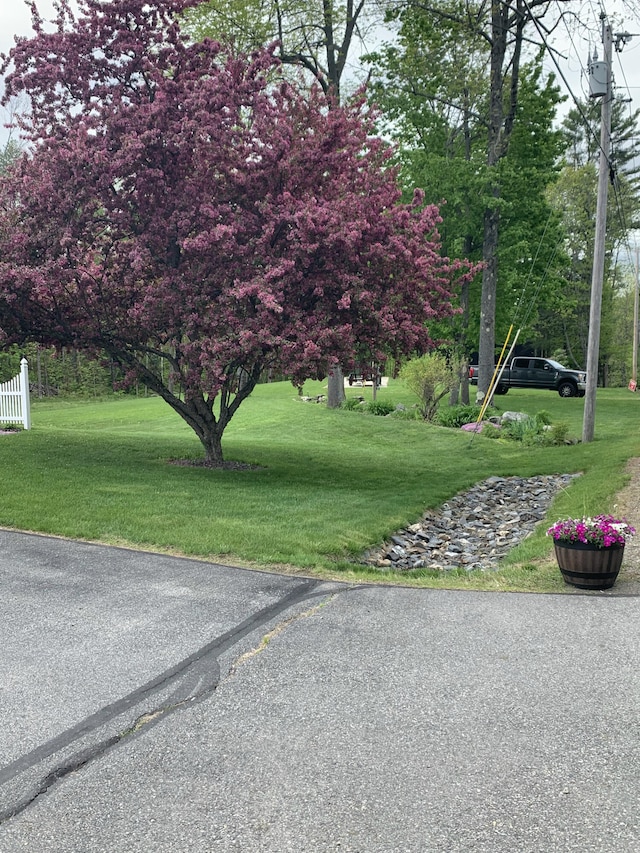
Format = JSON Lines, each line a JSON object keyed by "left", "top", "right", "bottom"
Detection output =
{"left": 528, "top": 1, "right": 605, "bottom": 157}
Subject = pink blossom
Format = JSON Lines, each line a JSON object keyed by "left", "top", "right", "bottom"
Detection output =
{"left": 0, "top": 0, "right": 476, "bottom": 461}
{"left": 547, "top": 515, "right": 635, "bottom": 548}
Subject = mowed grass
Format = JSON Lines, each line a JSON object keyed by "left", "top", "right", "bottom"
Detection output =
{"left": 1, "top": 379, "right": 639, "bottom": 590}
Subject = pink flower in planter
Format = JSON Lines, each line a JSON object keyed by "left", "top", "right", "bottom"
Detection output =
{"left": 547, "top": 515, "right": 635, "bottom": 548}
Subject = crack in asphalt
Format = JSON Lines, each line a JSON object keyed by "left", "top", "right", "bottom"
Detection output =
{"left": 226, "top": 592, "right": 338, "bottom": 679}
{"left": 0, "top": 578, "right": 346, "bottom": 823}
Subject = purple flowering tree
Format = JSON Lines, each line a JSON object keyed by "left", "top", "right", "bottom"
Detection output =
{"left": 0, "top": 0, "right": 471, "bottom": 464}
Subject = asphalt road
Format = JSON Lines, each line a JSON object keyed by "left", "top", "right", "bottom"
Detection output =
{"left": 1, "top": 528, "right": 639, "bottom": 852}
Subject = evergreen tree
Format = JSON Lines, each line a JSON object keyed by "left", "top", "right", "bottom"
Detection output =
{"left": 545, "top": 98, "right": 640, "bottom": 380}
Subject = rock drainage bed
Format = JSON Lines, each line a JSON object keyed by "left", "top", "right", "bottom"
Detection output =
{"left": 362, "top": 474, "right": 579, "bottom": 573}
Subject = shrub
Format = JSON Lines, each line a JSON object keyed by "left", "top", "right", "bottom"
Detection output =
{"left": 501, "top": 413, "right": 571, "bottom": 446}
{"left": 367, "top": 399, "right": 396, "bottom": 416}
{"left": 481, "top": 423, "right": 502, "bottom": 438}
{"left": 437, "top": 403, "right": 487, "bottom": 429}
{"left": 501, "top": 415, "right": 537, "bottom": 442}
{"left": 342, "top": 396, "right": 365, "bottom": 411}
{"left": 549, "top": 421, "right": 570, "bottom": 444}
{"left": 534, "top": 410, "right": 552, "bottom": 427}
{"left": 399, "top": 353, "right": 455, "bottom": 421}
{"left": 389, "top": 405, "right": 421, "bottom": 420}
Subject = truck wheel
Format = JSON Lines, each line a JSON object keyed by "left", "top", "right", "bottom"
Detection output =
{"left": 494, "top": 384, "right": 509, "bottom": 395}
{"left": 558, "top": 382, "right": 577, "bottom": 398}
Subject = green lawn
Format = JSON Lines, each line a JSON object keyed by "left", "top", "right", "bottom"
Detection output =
{"left": 2, "top": 379, "right": 639, "bottom": 590}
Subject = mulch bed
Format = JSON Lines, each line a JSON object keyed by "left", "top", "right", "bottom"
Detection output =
{"left": 168, "top": 458, "right": 264, "bottom": 471}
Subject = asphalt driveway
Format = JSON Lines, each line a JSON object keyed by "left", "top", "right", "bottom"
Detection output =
{"left": 1, "top": 529, "right": 639, "bottom": 851}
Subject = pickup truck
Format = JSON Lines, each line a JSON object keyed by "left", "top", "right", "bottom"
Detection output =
{"left": 469, "top": 357, "right": 587, "bottom": 398}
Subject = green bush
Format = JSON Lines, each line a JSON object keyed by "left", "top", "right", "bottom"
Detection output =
{"left": 437, "top": 403, "right": 487, "bottom": 429}
{"left": 340, "top": 397, "right": 396, "bottom": 417}
{"left": 534, "top": 410, "right": 552, "bottom": 427}
{"left": 399, "top": 353, "right": 455, "bottom": 421}
{"left": 549, "top": 421, "right": 570, "bottom": 444}
{"left": 524, "top": 421, "right": 570, "bottom": 446}
{"left": 367, "top": 399, "right": 396, "bottom": 416}
{"left": 342, "top": 396, "right": 365, "bottom": 411}
{"left": 481, "top": 423, "right": 502, "bottom": 439}
{"left": 389, "top": 405, "right": 421, "bottom": 420}
{"left": 501, "top": 416, "right": 536, "bottom": 442}
{"left": 501, "top": 413, "right": 570, "bottom": 446}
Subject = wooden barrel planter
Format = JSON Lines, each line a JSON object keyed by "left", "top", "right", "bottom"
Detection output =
{"left": 554, "top": 541, "right": 624, "bottom": 590}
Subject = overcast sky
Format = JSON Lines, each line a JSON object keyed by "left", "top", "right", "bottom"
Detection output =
{"left": 1, "top": 0, "right": 639, "bottom": 148}
{"left": 0, "top": 0, "right": 72, "bottom": 146}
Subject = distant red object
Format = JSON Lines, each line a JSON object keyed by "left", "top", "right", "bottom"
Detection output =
{"left": 629, "top": 380, "right": 637, "bottom": 392}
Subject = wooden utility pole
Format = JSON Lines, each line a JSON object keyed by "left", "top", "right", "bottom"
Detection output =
{"left": 582, "top": 15, "right": 613, "bottom": 443}
{"left": 633, "top": 246, "right": 639, "bottom": 387}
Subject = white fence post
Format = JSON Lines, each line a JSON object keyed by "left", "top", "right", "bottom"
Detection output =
{"left": 0, "top": 359, "right": 31, "bottom": 429}
{"left": 20, "top": 358, "right": 31, "bottom": 430}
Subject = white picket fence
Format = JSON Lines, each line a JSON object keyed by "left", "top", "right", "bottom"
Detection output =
{"left": 0, "top": 358, "right": 31, "bottom": 429}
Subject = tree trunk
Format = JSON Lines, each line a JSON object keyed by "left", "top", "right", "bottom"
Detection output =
{"left": 198, "top": 426, "right": 225, "bottom": 465}
{"left": 461, "top": 374, "right": 470, "bottom": 405}
{"left": 458, "top": 254, "right": 471, "bottom": 406}
{"left": 477, "top": 202, "right": 500, "bottom": 402}
{"left": 172, "top": 395, "right": 227, "bottom": 464}
{"left": 109, "top": 349, "right": 263, "bottom": 465}
{"left": 476, "top": 0, "right": 516, "bottom": 402}
{"left": 327, "top": 366, "right": 345, "bottom": 408}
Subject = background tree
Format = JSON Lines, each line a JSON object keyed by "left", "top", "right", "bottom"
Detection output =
{"left": 607, "top": 264, "right": 637, "bottom": 387}
{"left": 386, "top": 0, "right": 574, "bottom": 403}
{"left": 183, "top": 0, "right": 376, "bottom": 100}
{"left": 365, "top": 3, "right": 488, "bottom": 403}
{"left": 0, "top": 0, "right": 470, "bottom": 464}
{"left": 184, "top": 0, "right": 384, "bottom": 407}
{"left": 367, "top": 6, "right": 567, "bottom": 400}
{"left": 545, "top": 98, "right": 640, "bottom": 380}
{"left": 0, "top": 140, "right": 21, "bottom": 175}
